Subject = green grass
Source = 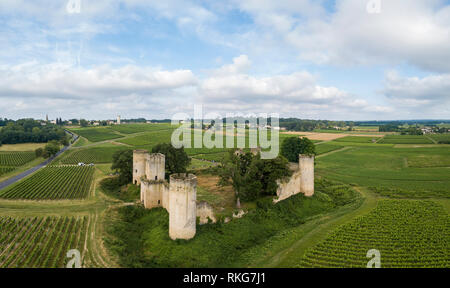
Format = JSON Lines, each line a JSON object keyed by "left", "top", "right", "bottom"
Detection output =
{"left": 316, "top": 146, "right": 450, "bottom": 198}
{"left": 117, "top": 130, "right": 174, "bottom": 147}
{"left": 104, "top": 179, "right": 358, "bottom": 268}
{"left": 299, "top": 200, "right": 450, "bottom": 268}
{"left": 69, "top": 128, "right": 123, "bottom": 142}
{"left": 378, "top": 135, "right": 433, "bottom": 144}
{"left": 0, "top": 166, "right": 94, "bottom": 200}
{"left": 315, "top": 143, "right": 344, "bottom": 155}
{"left": 0, "top": 216, "right": 88, "bottom": 268}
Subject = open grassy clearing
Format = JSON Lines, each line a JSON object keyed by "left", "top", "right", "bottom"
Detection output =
{"left": 0, "top": 166, "right": 95, "bottom": 200}
{"left": 299, "top": 200, "right": 450, "bottom": 268}
{"left": 0, "top": 143, "right": 46, "bottom": 151}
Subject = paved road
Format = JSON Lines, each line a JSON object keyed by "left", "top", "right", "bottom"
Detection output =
{"left": 0, "top": 130, "right": 78, "bottom": 191}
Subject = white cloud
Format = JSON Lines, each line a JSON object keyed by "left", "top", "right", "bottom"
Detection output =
{"left": 235, "top": 0, "right": 450, "bottom": 72}
{"left": 383, "top": 71, "right": 450, "bottom": 115}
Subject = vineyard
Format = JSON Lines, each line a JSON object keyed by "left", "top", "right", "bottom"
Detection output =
{"left": 109, "top": 123, "right": 175, "bottom": 134}
{"left": 69, "top": 128, "right": 123, "bottom": 142}
{"left": 0, "top": 151, "right": 36, "bottom": 166}
{"left": 60, "top": 147, "right": 128, "bottom": 164}
{"left": 378, "top": 135, "right": 433, "bottom": 144}
{"left": 299, "top": 200, "right": 450, "bottom": 268}
{"left": 0, "top": 166, "right": 94, "bottom": 200}
{"left": 0, "top": 167, "right": 15, "bottom": 177}
{"left": 0, "top": 216, "right": 88, "bottom": 268}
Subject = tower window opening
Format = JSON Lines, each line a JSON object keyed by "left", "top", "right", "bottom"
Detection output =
{"left": 155, "top": 176, "right": 158, "bottom": 180}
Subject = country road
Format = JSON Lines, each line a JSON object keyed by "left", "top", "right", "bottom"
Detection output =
{"left": 0, "top": 130, "right": 78, "bottom": 191}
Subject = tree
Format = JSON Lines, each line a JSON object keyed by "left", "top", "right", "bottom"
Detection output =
{"left": 42, "top": 141, "right": 60, "bottom": 158}
{"left": 35, "top": 148, "right": 43, "bottom": 158}
{"left": 219, "top": 150, "right": 292, "bottom": 203}
{"left": 111, "top": 150, "right": 133, "bottom": 185}
{"left": 80, "top": 119, "right": 89, "bottom": 127}
{"left": 281, "top": 137, "right": 316, "bottom": 163}
{"left": 151, "top": 143, "right": 190, "bottom": 177}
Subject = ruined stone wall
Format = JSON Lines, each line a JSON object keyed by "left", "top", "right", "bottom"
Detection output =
{"left": 168, "top": 174, "right": 197, "bottom": 240}
{"left": 197, "top": 201, "right": 216, "bottom": 225}
{"left": 142, "top": 180, "right": 168, "bottom": 209}
{"left": 299, "top": 155, "right": 314, "bottom": 197}
{"left": 274, "top": 170, "right": 302, "bottom": 203}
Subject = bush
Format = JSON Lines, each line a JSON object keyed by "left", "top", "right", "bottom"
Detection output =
{"left": 281, "top": 137, "right": 316, "bottom": 163}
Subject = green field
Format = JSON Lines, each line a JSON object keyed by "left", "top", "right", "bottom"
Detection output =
{"left": 0, "top": 166, "right": 94, "bottom": 200}
{"left": 109, "top": 123, "right": 174, "bottom": 134}
{"left": 0, "top": 216, "right": 88, "bottom": 268}
{"left": 299, "top": 200, "right": 449, "bottom": 268}
{"left": 333, "top": 136, "right": 379, "bottom": 143}
{"left": 378, "top": 135, "right": 433, "bottom": 144}
{"left": 60, "top": 146, "right": 128, "bottom": 164}
{"left": 428, "top": 134, "right": 450, "bottom": 143}
{"left": 0, "top": 151, "right": 36, "bottom": 167}
{"left": 316, "top": 143, "right": 344, "bottom": 155}
{"left": 69, "top": 128, "right": 123, "bottom": 142}
{"left": 316, "top": 146, "right": 449, "bottom": 198}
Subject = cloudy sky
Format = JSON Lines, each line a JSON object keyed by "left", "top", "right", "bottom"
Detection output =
{"left": 0, "top": 0, "right": 449, "bottom": 120}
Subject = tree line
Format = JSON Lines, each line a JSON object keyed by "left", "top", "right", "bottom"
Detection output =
{"left": 0, "top": 119, "right": 67, "bottom": 145}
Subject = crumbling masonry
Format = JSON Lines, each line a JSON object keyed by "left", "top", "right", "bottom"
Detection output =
{"left": 133, "top": 150, "right": 314, "bottom": 240}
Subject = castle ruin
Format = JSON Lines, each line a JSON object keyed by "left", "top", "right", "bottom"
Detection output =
{"left": 133, "top": 150, "right": 197, "bottom": 240}
{"left": 133, "top": 149, "right": 314, "bottom": 240}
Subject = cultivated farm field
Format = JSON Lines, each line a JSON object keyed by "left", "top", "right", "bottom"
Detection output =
{"left": 378, "top": 135, "right": 434, "bottom": 144}
{"left": 0, "top": 216, "right": 88, "bottom": 268}
{"left": 0, "top": 166, "right": 94, "bottom": 200}
{"left": 299, "top": 200, "right": 450, "bottom": 268}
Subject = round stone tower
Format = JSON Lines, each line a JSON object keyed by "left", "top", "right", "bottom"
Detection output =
{"left": 168, "top": 173, "right": 197, "bottom": 240}
{"left": 145, "top": 153, "right": 165, "bottom": 182}
{"left": 133, "top": 150, "right": 148, "bottom": 186}
{"left": 299, "top": 154, "right": 314, "bottom": 197}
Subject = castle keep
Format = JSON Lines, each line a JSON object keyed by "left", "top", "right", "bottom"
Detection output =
{"left": 133, "top": 150, "right": 197, "bottom": 240}
{"left": 133, "top": 149, "right": 314, "bottom": 240}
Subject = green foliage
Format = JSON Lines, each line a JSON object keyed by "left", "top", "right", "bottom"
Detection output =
{"left": 299, "top": 200, "right": 450, "bottom": 268}
{"left": 0, "top": 119, "right": 66, "bottom": 144}
{"left": 0, "top": 166, "right": 94, "bottom": 199}
{"left": 42, "top": 141, "right": 60, "bottom": 158}
{"left": 105, "top": 178, "right": 357, "bottom": 268}
{"left": 151, "top": 143, "right": 191, "bottom": 177}
{"left": 219, "top": 150, "right": 291, "bottom": 202}
{"left": 281, "top": 137, "right": 316, "bottom": 162}
{"left": 100, "top": 177, "right": 140, "bottom": 202}
{"left": 111, "top": 150, "right": 133, "bottom": 185}
{"left": 35, "top": 148, "right": 43, "bottom": 158}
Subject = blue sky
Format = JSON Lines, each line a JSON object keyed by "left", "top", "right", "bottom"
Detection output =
{"left": 0, "top": 0, "right": 449, "bottom": 120}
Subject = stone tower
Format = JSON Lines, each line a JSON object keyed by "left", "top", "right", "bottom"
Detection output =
{"left": 299, "top": 154, "right": 314, "bottom": 197}
{"left": 145, "top": 153, "right": 165, "bottom": 182}
{"left": 168, "top": 173, "right": 197, "bottom": 240}
{"left": 133, "top": 150, "right": 148, "bottom": 186}
{"left": 117, "top": 115, "right": 121, "bottom": 125}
